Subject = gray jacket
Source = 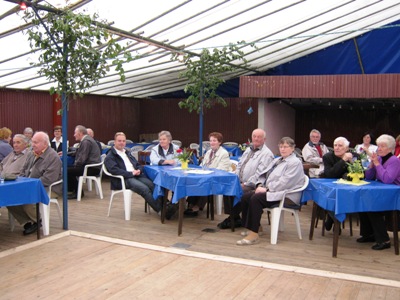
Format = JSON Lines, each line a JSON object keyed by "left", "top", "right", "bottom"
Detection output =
{"left": 20, "top": 147, "right": 62, "bottom": 194}
{"left": 236, "top": 144, "right": 274, "bottom": 186}
{"left": 257, "top": 152, "right": 304, "bottom": 204}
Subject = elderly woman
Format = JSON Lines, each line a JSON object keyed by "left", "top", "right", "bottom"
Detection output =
{"left": 150, "top": 130, "right": 180, "bottom": 166}
{"left": 0, "top": 134, "right": 30, "bottom": 177}
{"left": 322, "top": 136, "right": 358, "bottom": 231}
{"left": 236, "top": 137, "right": 304, "bottom": 245}
{"left": 0, "top": 127, "right": 13, "bottom": 162}
{"left": 358, "top": 134, "right": 400, "bottom": 250}
{"left": 184, "top": 132, "right": 231, "bottom": 216}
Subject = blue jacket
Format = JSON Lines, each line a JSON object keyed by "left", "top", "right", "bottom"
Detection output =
{"left": 104, "top": 147, "right": 146, "bottom": 190}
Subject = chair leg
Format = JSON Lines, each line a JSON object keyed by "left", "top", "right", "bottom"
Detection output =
{"left": 51, "top": 199, "right": 63, "bottom": 226}
{"left": 293, "top": 211, "right": 303, "bottom": 240}
{"left": 270, "top": 208, "right": 281, "bottom": 244}
{"left": 108, "top": 193, "right": 115, "bottom": 217}
{"left": 123, "top": 190, "right": 132, "bottom": 221}
{"left": 95, "top": 178, "right": 103, "bottom": 199}
{"left": 77, "top": 177, "right": 84, "bottom": 201}
{"left": 87, "top": 179, "right": 92, "bottom": 192}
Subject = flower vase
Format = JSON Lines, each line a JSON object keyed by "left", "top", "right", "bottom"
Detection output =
{"left": 348, "top": 172, "right": 363, "bottom": 183}
{"left": 181, "top": 160, "right": 189, "bottom": 170}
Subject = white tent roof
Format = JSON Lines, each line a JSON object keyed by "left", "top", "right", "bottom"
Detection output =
{"left": 1, "top": 0, "right": 400, "bottom": 98}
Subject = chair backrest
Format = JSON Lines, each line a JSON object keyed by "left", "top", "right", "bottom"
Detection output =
{"left": 172, "top": 140, "right": 182, "bottom": 147}
{"left": 230, "top": 159, "right": 238, "bottom": 173}
{"left": 189, "top": 143, "right": 200, "bottom": 150}
{"left": 126, "top": 139, "right": 134, "bottom": 144}
{"left": 202, "top": 141, "right": 211, "bottom": 152}
{"left": 102, "top": 164, "right": 127, "bottom": 190}
{"left": 130, "top": 145, "right": 144, "bottom": 152}
{"left": 138, "top": 151, "right": 151, "bottom": 165}
{"left": 283, "top": 175, "right": 309, "bottom": 201}
{"left": 107, "top": 140, "right": 114, "bottom": 146}
{"left": 294, "top": 148, "right": 304, "bottom": 161}
{"left": 223, "top": 142, "right": 238, "bottom": 147}
{"left": 145, "top": 144, "right": 156, "bottom": 151}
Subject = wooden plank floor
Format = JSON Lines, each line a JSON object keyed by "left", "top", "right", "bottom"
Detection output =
{"left": 0, "top": 233, "right": 399, "bottom": 299}
{"left": 1, "top": 178, "right": 400, "bottom": 298}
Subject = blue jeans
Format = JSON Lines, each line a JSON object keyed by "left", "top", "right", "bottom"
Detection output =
{"left": 125, "top": 175, "right": 160, "bottom": 212}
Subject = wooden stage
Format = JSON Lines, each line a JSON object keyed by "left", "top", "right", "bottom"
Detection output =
{"left": 1, "top": 179, "right": 399, "bottom": 299}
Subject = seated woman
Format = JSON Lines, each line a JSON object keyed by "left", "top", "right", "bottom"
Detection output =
{"left": 184, "top": 132, "right": 231, "bottom": 216}
{"left": 322, "top": 136, "right": 358, "bottom": 231}
{"left": 150, "top": 130, "right": 179, "bottom": 166}
{"left": 354, "top": 132, "right": 378, "bottom": 159}
{"left": 236, "top": 137, "right": 304, "bottom": 245}
{"left": 359, "top": 134, "right": 400, "bottom": 250}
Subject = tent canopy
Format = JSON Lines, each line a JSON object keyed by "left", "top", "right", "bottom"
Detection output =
{"left": 1, "top": 0, "right": 400, "bottom": 99}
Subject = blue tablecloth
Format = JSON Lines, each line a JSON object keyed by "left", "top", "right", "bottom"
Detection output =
{"left": 301, "top": 178, "right": 400, "bottom": 222}
{"left": 0, "top": 177, "right": 49, "bottom": 206}
{"left": 144, "top": 165, "right": 242, "bottom": 205}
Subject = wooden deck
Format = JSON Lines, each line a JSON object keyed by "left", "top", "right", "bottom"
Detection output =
{"left": 1, "top": 178, "right": 400, "bottom": 299}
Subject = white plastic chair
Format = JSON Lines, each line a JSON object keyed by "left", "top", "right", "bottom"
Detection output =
{"left": 102, "top": 164, "right": 133, "bottom": 221}
{"left": 172, "top": 140, "right": 182, "bottom": 147}
{"left": 107, "top": 140, "right": 114, "bottom": 146}
{"left": 9, "top": 179, "right": 63, "bottom": 235}
{"left": 76, "top": 155, "right": 105, "bottom": 201}
{"left": 130, "top": 145, "right": 144, "bottom": 160}
{"left": 126, "top": 139, "right": 134, "bottom": 144}
{"left": 202, "top": 141, "right": 211, "bottom": 154}
{"left": 214, "top": 160, "right": 238, "bottom": 215}
{"left": 264, "top": 175, "right": 309, "bottom": 244}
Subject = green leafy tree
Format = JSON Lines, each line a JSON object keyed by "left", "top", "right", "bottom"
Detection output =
{"left": 176, "top": 42, "right": 251, "bottom": 113}
{"left": 23, "top": 6, "right": 132, "bottom": 98}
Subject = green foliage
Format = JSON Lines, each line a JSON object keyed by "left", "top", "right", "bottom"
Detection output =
{"left": 174, "top": 42, "right": 252, "bottom": 113}
{"left": 347, "top": 160, "right": 364, "bottom": 174}
{"left": 23, "top": 7, "right": 132, "bottom": 98}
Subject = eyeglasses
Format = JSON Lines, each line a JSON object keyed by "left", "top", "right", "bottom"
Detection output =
{"left": 278, "top": 145, "right": 292, "bottom": 149}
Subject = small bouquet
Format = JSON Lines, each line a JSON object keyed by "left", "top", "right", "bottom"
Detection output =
{"left": 346, "top": 159, "right": 364, "bottom": 182}
{"left": 239, "top": 139, "right": 251, "bottom": 151}
{"left": 176, "top": 148, "right": 193, "bottom": 163}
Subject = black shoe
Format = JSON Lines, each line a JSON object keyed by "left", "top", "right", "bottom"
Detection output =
{"left": 23, "top": 222, "right": 38, "bottom": 235}
{"left": 165, "top": 203, "right": 178, "bottom": 220}
{"left": 23, "top": 222, "right": 33, "bottom": 230}
{"left": 148, "top": 198, "right": 162, "bottom": 213}
{"left": 68, "top": 193, "right": 77, "bottom": 200}
{"left": 324, "top": 217, "right": 334, "bottom": 231}
{"left": 184, "top": 208, "right": 199, "bottom": 217}
{"left": 356, "top": 235, "right": 376, "bottom": 243}
{"left": 217, "top": 217, "right": 242, "bottom": 229}
{"left": 371, "top": 242, "right": 391, "bottom": 250}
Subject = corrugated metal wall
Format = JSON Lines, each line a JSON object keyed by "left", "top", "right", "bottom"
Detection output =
{"left": 0, "top": 89, "right": 258, "bottom": 147}
{"left": 239, "top": 74, "right": 400, "bottom": 98}
{"left": 140, "top": 97, "right": 258, "bottom": 146}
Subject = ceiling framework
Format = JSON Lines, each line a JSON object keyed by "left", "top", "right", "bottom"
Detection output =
{"left": 0, "top": 0, "right": 400, "bottom": 99}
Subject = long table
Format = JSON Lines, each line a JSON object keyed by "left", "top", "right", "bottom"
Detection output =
{"left": 144, "top": 165, "right": 242, "bottom": 235}
{"left": 0, "top": 177, "right": 50, "bottom": 238}
{"left": 301, "top": 178, "right": 400, "bottom": 257}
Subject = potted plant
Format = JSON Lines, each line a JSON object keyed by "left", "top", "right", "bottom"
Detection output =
{"left": 346, "top": 159, "right": 365, "bottom": 183}
{"left": 176, "top": 148, "right": 193, "bottom": 169}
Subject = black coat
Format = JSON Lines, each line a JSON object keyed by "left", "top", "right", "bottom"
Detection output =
{"left": 104, "top": 147, "right": 145, "bottom": 190}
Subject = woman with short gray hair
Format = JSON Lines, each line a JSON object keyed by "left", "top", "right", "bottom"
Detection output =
{"left": 359, "top": 134, "right": 400, "bottom": 250}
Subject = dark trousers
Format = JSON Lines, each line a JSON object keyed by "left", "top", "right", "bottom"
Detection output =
{"left": 223, "top": 185, "right": 254, "bottom": 216}
{"left": 67, "top": 165, "right": 100, "bottom": 192}
{"left": 241, "top": 191, "right": 279, "bottom": 233}
{"left": 359, "top": 211, "right": 390, "bottom": 243}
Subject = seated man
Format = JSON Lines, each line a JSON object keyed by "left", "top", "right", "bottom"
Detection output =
{"left": 7, "top": 131, "right": 62, "bottom": 235}
{"left": 0, "top": 134, "right": 30, "bottom": 177}
{"left": 302, "top": 129, "right": 329, "bottom": 177}
{"left": 104, "top": 132, "right": 162, "bottom": 213}
{"left": 218, "top": 128, "right": 275, "bottom": 229}
{"left": 87, "top": 128, "right": 102, "bottom": 154}
{"left": 67, "top": 125, "right": 101, "bottom": 199}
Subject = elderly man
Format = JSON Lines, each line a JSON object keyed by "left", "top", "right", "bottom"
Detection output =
{"left": 104, "top": 132, "right": 162, "bottom": 213}
{"left": 7, "top": 131, "right": 62, "bottom": 235}
{"left": 87, "top": 128, "right": 102, "bottom": 154}
{"left": 0, "top": 134, "right": 30, "bottom": 177}
{"left": 218, "top": 128, "right": 275, "bottom": 229}
{"left": 302, "top": 129, "right": 329, "bottom": 177}
{"left": 67, "top": 125, "right": 101, "bottom": 199}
